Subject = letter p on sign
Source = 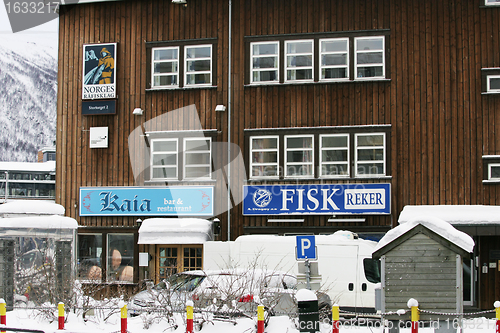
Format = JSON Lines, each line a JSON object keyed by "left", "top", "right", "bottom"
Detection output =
{"left": 296, "top": 235, "right": 316, "bottom": 260}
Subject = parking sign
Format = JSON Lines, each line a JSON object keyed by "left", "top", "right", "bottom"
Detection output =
{"left": 296, "top": 235, "right": 317, "bottom": 260}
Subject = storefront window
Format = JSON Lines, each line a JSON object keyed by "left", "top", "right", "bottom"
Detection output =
{"left": 77, "top": 234, "right": 102, "bottom": 280}
{"left": 107, "top": 234, "right": 134, "bottom": 282}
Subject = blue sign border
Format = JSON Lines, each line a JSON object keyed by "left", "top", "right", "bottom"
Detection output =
{"left": 80, "top": 186, "right": 214, "bottom": 217}
{"left": 296, "top": 235, "right": 317, "bottom": 260}
{"left": 243, "top": 183, "right": 391, "bottom": 215}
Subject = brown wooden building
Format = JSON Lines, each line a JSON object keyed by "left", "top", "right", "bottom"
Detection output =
{"left": 57, "top": 0, "right": 500, "bottom": 310}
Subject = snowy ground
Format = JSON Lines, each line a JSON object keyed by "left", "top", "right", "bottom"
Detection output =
{"left": 1, "top": 306, "right": 496, "bottom": 333}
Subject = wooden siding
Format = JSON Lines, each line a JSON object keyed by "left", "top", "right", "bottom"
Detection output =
{"left": 383, "top": 233, "right": 459, "bottom": 318}
{"left": 57, "top": 0, "right": 500, "bottom": 238}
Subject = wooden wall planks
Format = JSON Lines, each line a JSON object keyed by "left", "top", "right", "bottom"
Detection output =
{"left": 57, "top": 0, "right": 500, "bottom": 235}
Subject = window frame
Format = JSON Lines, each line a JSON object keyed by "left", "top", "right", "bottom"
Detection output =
{"left": 284, "top": 134, "right": 315, "bottom": 178}
{"left": 151, "top": 46, "right": 180, "bottom": 89}
{"left": 487, "top": 75, "right": 500, "bottom": 93}
{"left": 147, "top": 131, "right": 217, "bottom": 183}
{"left": 77, "top": 228, "right": 138, "bottom": 284}
{"left": 245, "top": 126, "right": 391, "bottom": 181}
{"left": 245, "top": 30, "right": 390, "bottom": 85}
{"left": 354, "top": 132, "right": 386, "bottom": 178}
{"left": 250, "top": 41, "right": 280, "bottom": 84}
{"left": 319, "top": 37, "right": 350, "bottom": 82}
{"left": 150, "top": 138, "right": 179, "bottom": 181}
{"left": 354, "top": 36, "right": 386, "bottom": 81}
{"left": 249, "top": 135, "right": 280, "bottom": 179}
{"left": 488, "top": 163, "right": 500, "bottom": 180}
{"left": 184, "top": 44, "right": 213, "bottom": 87}
{"left": 284, "top": 39, "right": 315, "bottom": 83}
{"left": 319, "top": 133, "right": 350, "bottom": 178}
{"left": 183, "top": 137, "right": 212, "bottom": 180}
{"left": 146, "top": 38, "right": 217, "bottom": 90}
{"left": 485, "top": 0, "right": 500, "bottom": 6}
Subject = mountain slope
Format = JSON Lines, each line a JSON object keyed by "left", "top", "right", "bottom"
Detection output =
{"left": 0, "top": 33, "right": 58, "bottom": 162}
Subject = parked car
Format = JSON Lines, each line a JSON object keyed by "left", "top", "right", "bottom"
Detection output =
{"left": 128, "top": 269, "right": 331, "bottom": 318}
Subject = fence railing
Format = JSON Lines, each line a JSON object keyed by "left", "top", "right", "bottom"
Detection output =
{"left": 1, "top": 297, "right": 500, "bottom": 333}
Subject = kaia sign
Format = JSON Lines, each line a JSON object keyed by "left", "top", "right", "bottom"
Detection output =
{"left": 243, "top": 183, "right": 391, "bottom": 215}
{"left": 80, "top": 186, "right": 214, "bottom": 216}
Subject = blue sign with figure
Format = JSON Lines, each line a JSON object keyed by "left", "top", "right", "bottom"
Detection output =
{"left": 243, "top": 183, "right": 391, "bottom": 215}
{"left": 296, "top": 235, "right": 317, "bottom": 260}
{"left": 80, "top": 186, "right": 213, "bottom": 216}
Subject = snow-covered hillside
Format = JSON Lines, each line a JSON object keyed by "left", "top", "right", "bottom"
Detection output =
{"left": 0, "top": 32, "right": 58, "bottom": 162}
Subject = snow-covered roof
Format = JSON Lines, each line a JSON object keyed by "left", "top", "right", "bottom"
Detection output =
{"left": 399, "top": 205, "right": 500, "bottom": 225}
{"left": 0, "top": 215, "right": 78, "bottom": 230}
{"left": 138, "top": 218, "right": 213, "bottom": 244}
{"left": 375, "top": 215, "right": 475, "bottom": 254}
{"left": 0, "top": 200, "right": 64, "bottom": 216}
{"left": 0, "top": 161, "right": 55, "bottom": 173}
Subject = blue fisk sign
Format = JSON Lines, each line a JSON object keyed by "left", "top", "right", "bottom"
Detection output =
{"left": 80, "top": 186, "right": 213, "bottom": 216}
{"left": 243, "top": 183, "right": 391, "bottom": 215}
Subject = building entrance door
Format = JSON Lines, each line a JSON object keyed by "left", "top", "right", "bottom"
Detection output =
{"left": 155, "top": 245, "right": 203, "bottom": 283}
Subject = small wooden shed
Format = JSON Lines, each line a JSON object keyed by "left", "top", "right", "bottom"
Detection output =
{"left": 372, "top": 216, "right": 474, "bottom": 320}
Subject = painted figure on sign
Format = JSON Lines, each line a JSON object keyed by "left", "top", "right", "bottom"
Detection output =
{"left": 84, "top": 47, "right": 115, "bottom": 85}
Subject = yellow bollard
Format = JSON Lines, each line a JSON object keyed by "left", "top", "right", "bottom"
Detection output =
{"left": 0, "top": 298, "right": 6, "bottom": 333}
{"left": 58, "top": 302, "right": 64, "bottom": 330}
{"left": 332, "top": 304, "right": 339, "bottom": 333}
{"left": 257, "top": 304, "right": 265, "bottom": 333}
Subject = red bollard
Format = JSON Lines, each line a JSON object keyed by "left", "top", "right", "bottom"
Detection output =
{"left": 186, "top": 301, "right": 194, "bottom": 333}
{"left": 495, "top": 301, "right": 500, "bottom": 333}
{"left": 332, "top": 304, "right": 339, "bottom": 333}
{"left": 120, "top": 302, "right": 127, "bottom": 333}
{"left": 257, "top": 304, "right": 265, "bottom": 333}
{"left": 0, "top": 298, "right": 6, "bottom": 333}
{"left": 58, "top": 302, "right": 64, "bottom": 330}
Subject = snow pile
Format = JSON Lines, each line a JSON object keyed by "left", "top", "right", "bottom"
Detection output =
{"left": 138, "top": 218, "right": 212, "bottom": 244}
{"left": 0, "top": 215, "right": 77, "bottom": 229}
{"left": 399, "top": 205, "right": 500, "bottom": 225}
{"left": 0, "top": 200, "right": 64, "bottom": 216}
{"left": 374, "top": 215, "right": 474, "bottom": 253}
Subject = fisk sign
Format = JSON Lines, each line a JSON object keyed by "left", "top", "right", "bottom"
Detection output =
{"left": 243, "top": 183, "right": 391, "bottom": 215}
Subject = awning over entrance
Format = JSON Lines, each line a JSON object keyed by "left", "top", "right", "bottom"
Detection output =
{"left": 138, "top": 218, "right": 213, "bottom": 244}
{"left": 399, "top": 205, "right": 500, "bottom": 236}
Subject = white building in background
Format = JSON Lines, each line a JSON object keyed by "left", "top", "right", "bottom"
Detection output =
{"left": 0, "top": 149, "right": 56, "bottom": 203}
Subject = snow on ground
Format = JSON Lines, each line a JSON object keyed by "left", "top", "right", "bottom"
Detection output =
{"left": 1, "top": 307, "right": 496, "bottom": 333}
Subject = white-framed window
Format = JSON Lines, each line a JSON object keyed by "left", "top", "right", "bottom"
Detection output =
{"left": 285, "top": 40, "right": 314, "bottom": 82}
{"left": 250, "top": 136, "right": 279, "bottom": 178}
{"left": 320, "top": 38, "right": 349, "bottom": 81}
{"left": 185, "top": 44, "right": 212, "bottom": 86}
{"left": 485, "top": 0, "right": 500, "bottom": 5}
{"left": 355, "top": 133, "right": 386, "bottom": 177}
{"left": 250, "top": 42, "right": 279, "bottom": 84}
{"left": 320, "top": 134, "right": 349, "bottom": 177}
{"left": 487, "top": 75, "right": 500, "bottom": 93}
{"left": 151, "top": 47, "right": 179, "bottom": 88}
{"left": 285, "top": 135, "right": 314, "bottom": 177}
{"left": 183, "top": 137, "right": 212, "bottom": 180}
{"left": 151, "top": 138, "right": 178, "bottom": 180}
{"left": 354, "top": 36, "right": 385, "bottom": 80}
{"left": 488, "top": 163, "right": 500, "bottom": 180}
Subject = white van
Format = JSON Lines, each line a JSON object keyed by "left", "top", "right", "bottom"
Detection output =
{"left": 203, "top": 231, "right": 380, "bottom": 312}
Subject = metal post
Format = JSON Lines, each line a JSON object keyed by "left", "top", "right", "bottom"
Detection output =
{"left": 305, "top": 258, "right": 311, "bottom": 290}
{"left": 4, "top": 172, "right": 8, "bottom": 202}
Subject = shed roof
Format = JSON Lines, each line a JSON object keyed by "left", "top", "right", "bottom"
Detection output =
{"left": 373, "top": 216, "right": 474, "bottom": 259}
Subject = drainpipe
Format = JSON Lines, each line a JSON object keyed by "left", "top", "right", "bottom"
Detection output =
{"left": 4, "top": 172, "right": 7, "bottom": 202}
{"left": 227, "top": 0, "right": 232, "bottom": 241}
